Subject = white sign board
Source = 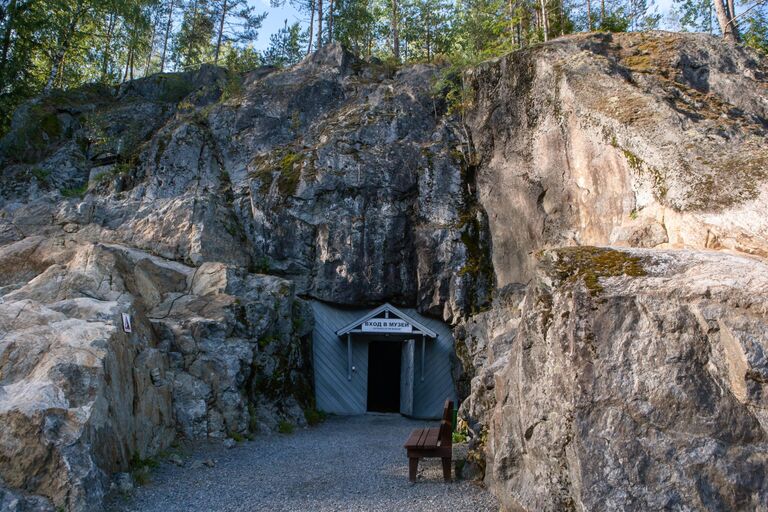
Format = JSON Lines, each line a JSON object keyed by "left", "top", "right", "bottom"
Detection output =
{"left": 361, "top": 318, "right": 412, "bottom": 333}
{"left": 122, "top": 313, "right": 132, "bottom": 333}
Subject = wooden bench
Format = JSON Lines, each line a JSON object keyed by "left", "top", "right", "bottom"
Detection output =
{"left": 403, "top": 399, "right": 453, "bottom": 482}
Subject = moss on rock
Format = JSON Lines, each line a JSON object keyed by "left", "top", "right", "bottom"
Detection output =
{"left": 547, "top": 246, "right": 647, "bottom": 295}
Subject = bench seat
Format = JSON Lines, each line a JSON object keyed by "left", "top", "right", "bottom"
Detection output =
{"left": 403, "top": 400, "right": 453, "bottom": 482}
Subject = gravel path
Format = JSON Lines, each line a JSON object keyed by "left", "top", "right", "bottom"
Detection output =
{"left": 106, "top": 414, "right": 498, "bottom": 512}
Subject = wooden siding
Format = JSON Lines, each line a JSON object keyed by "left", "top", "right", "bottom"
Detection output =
{"left": 311, "top": 301, "right": 457, "bottom": 419}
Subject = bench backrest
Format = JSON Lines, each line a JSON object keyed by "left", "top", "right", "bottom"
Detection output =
{"left": 439, "top": 399, "right": 453, "bottom": 447}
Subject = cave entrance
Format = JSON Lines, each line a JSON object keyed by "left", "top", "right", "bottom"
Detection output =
{"left": 312, "top": 301, "right": 458, "bottom": 419}
{"left": 367, "top": 341, "right": 401, "bottom": 412}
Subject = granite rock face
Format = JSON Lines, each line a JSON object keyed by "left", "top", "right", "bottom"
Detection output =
{"left": 0, "top": 237, "right": 311, "bottom": 511}
{"left": 0, "top": 44, "right": 491, "bottom": 322}
{"left": 461, "top": 248, "right": 768, "bottom": 511}
{"left": 466, "top": 31, "right": 768, "bottom": 287}
{"left": 456, "top": 31, "right": 768, "bottom": 511}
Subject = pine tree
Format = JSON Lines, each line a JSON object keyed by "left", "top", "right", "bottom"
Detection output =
{"left": 263, "top": 19, "right": 308, "bottom": 66}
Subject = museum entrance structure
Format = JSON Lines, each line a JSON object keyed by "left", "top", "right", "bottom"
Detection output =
{"left": 310, "top": 302, "right": 457, "bottom": 419}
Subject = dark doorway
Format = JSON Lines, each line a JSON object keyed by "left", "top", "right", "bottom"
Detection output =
{"left": 367, "top": 341, "right": 401, "bottom": 412}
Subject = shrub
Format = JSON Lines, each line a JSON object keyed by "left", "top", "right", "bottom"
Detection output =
{"left": 304, "top": 408, "right": 327, "bottom": 427}
{"left": 277, "top": 420, "right": 294, "bottom": 434}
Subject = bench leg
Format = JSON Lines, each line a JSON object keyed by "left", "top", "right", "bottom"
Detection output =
{"left": 408, "top": 457, "right": 419, "bottom": 482}
{"left": 441, "top": 457, "right": 451, "bottom": 481}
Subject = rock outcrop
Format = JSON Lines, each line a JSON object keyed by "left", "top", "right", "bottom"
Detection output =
{"left": 1, "top": 30, "right": 767, "bottom": 512}
{"left": 462, "top": 248, "right": 768, "bottom": 511}
{"left": 467, "top": 32, "right": 768, "bottom": 287}
{"left": 0, "top": 237, "right": 312, "bottom": 510}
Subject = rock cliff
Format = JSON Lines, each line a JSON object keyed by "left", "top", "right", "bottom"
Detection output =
{"left": 460, "top": 248, "right": 768, "bottom": 510}
{"left": 0, "top": 30, "right": 767, "bottom": 511}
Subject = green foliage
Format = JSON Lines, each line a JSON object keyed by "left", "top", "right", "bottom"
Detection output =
{"left": 251, "top": 147, "right": 306, "bottom": 196}
{"left": 31, "top": 167, "right": 51, "bottom": 182}
{"left": 173, "top": 0, "right": 216, "bottom": 69}
{"left": 229, "top": 431, "right": 246, "bottom": 442}
{"left": 251, "top": 257, "right": 271, "bottom": 274}
{"left": 432, "top": 62, "right": 475, "bottom": 116}
{"left": 129, "top": 452, "right": 159, "bottom": 486}
{"left": 303, "top": 407, "right": 327, "bottom": 426}
{"left": 130, "top": 452, "right": 160, "bottom": 469}
{"left": 157, "top": 74, "right": 197, "bottom": 103}
{"left": 222, "top": 44, "right": 263, "bottom": 72}
{"left": 0, "top": 0, "right": 752, "bottom": 146}
{"left": 263, "top": 20, "right": 308, "bottom": 67}
{"left": 93, "top": 162, "right": 133, "bottom": 183}
{"left": 673, "top": 0, "right": 716, "bottom": 32}
{"left": 743, "top": 8, "right": 768, "bottom": 55}
{"left": 277, "top": 420, "right": 294, "bottom": 434}
{"left": 220, "top": 72, "right": 244, "bottom": 102}
{"left": 452, "top": 431, "right": 469, "bottom": 443}
{"left": 61, "top": 184, "right": 88, "bottom": 198}
{"left": 248, "top": 402, "right": 259, "bottom": 432}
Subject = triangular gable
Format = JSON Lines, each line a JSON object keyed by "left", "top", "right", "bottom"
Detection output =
{"left": 335, "top": 303, "right": 438, "bottom": 338}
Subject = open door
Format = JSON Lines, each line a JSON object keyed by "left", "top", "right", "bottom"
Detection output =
{"left": 400, "top": 339, "right": 415, "bottom": 416}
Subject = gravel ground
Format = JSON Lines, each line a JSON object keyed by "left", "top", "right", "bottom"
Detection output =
{"left": 106, "top": 414, "right": 498, "bottom": 512}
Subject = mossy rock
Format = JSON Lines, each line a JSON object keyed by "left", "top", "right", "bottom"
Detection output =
{"left": 250, "top": 147, "right": 308, "bottom": 197}
{"left": 547, "top": 246, "right": 647, "bottom": 295}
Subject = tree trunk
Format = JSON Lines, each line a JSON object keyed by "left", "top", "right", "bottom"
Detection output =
{"left": 144, "top": 12, "right": 158, "bottom": 77}
{"left": 726, "top": 0, "right": 740, "bottom": 38}
{"left": 317, "top": 0, "right": 323, "bottom": 50}
{"left": 55, "top": 52, "right": 67, "bottom": 88}
{"left": 425, "top": 10, "right": 431, "bottom": 62}
{"left": 306, "top": 0, "right": 315, "bottom": 55}
{"left": 160, "top": 0, "right": 175, "bottom": 72}
{"left": 45, "top": 2, "right": 85, "bottom": 92}
{"left": 600, "top": 0, "right": 605, "bottom": 26}
{"left": 714, "top": 0, "right": 739, "bottom": 41}
{"left": 540, "top": 0, "right": 549, "bottom": 41}
{"left": 586, "top": 0, "right": 592, "bottom": 30}
{"left": 391, "top": 0, "right": 399, "bottom": 60}
{"left": 100, "top": 13, "right": 116, "bottom": 80}
{"left": 123, "top": 48, "right": 132, "bottom": 82}
{"left": 328, "top": 0, "right": 334, "bottom": 43}
{"left": 214, "top": 0, "right": 228, "bottom": 64}
{"left": 0, "top": 0, "right": 17, "bottom": 79}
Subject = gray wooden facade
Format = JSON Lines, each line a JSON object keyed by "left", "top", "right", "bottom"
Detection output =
{"left": 310, "top": 300, "right": 457, "bottom": 419}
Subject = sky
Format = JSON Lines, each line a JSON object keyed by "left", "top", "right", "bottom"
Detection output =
{"left": 249, "top": 0, "right": 305, "bottom": 51}
{"left": 248, "top": 0, "right": 682, "bottom": 52}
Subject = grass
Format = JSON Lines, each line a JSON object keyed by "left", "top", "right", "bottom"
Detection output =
{"left": 248, "top": 403, "right": 259, "bottom": 433}
{"left": 129, "top": 453, "right": 159, "bottom": 487}
{"left": 60, "top": 184, "right": 88, "bottom": 198}
{"left": 278, "top": 420, "right": 294, "bottom": 434}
